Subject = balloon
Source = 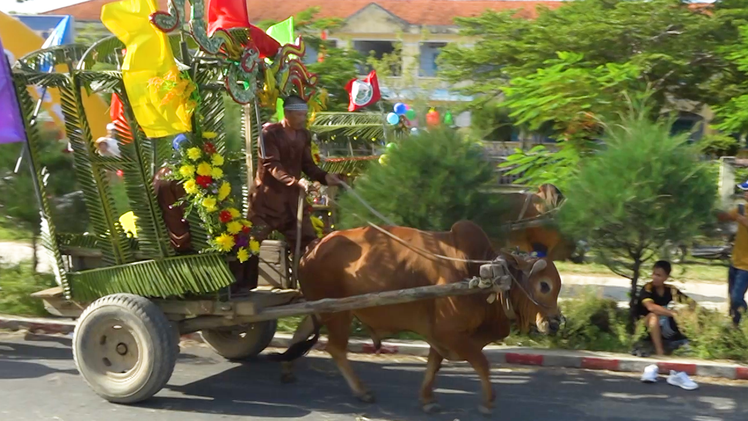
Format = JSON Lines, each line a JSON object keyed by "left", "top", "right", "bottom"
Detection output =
{"left": 379, "top": 154, "right": 389, "bottom": 165}
{"left": 444, "top": 111, "right": 454, "bottom": 126}
{"left": 385, "top": 142, "right": 398, "bottom": 152}
{"left": 426, "top": 109, "right": 440, "bottom": 126}
{"left": 386, "top": 112, "right": 400, "bottom": 125}
{"left": 172, "top": 133, "right": 188, "bottom": 150}
{"left": 393, "top": 102, "right": 407, "bottom": 115}
{"left": 405, "top": 109, "right": 416, "bottom": 120}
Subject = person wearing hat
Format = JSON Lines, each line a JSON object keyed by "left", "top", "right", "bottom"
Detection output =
{"left": 240, "top": 94, "right": 345, "bottom": 292}
{"left": 95, "top": 123, "right": 121, "bottom": 157}
{"left": 717, "top": 181, "right": 748, "bottom": 326}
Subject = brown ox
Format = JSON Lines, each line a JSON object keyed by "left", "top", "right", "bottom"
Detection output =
{"left": 497, "top": 183, "right": 576, "bottom": 261}
{"left": 272, "top": 220, "right": 563, "bottom": 414}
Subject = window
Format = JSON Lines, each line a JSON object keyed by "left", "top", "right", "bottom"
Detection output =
{"left": 352, "top": 40, "right": 397, "bottom": 75}
{"left": 419, "top": 42, "right": 447, "bottom": 77}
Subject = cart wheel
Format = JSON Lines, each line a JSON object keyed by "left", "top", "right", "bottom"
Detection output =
{"left": 73, "top": 294, "right": 177, "bottom": 404}
{"left": 200, "top": 320, "right": 277, "bottom": 360}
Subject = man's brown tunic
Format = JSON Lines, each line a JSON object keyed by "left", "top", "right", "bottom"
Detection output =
{"left": 247, "top": 122, "right": 329, "bottom": 250}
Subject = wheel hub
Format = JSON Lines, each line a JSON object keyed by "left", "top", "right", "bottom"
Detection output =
{"left": 116, "top": 343, "right": 128, "bottom": 355}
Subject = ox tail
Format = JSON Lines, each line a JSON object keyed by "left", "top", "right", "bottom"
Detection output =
{"left": 266, "top": 314, "right": 321, "bottom": 362}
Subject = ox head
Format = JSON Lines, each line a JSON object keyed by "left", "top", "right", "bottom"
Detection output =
{"left": 503, "top": 254, "right": 563, "bottom": 335}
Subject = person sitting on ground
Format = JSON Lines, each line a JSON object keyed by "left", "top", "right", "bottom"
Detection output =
{"left": 636, "top": 260, "right": 696, "bottom": 356}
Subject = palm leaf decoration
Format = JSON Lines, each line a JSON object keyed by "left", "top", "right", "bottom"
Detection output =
{"left": 312, "top": 112, "right": 387, "bottom": 140}
{"left": 68, "top": 253, "right": 235, "bottom": 302}
{"left": 320, "top": 156, "right": 378, "bottom": 177}
{"left": 12, "top": 76, "right": 70, "bottom": 295}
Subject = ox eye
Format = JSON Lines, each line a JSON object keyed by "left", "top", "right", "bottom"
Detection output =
{"left": 540, "top": 281, "right": 551, "bottom": 294}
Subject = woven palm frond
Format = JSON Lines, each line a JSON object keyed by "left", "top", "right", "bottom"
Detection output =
{"left": 110, "top": 86, "right": 174, "bottom": 260}
{"left": 68, "top": 253, "right": 235, "bottom": 301}
{"left": 320, "top": 156, "right": 378, "bottom": 176}
{"left": 311, "top": 112, "right": 386, "bottom": 140}
{"left": 11, "top": 70, "right": 69, "bottom": 89}
{"left": 15, "top": 44, "right": 91, "bottom": 73}
{"left": 58, "top": 73, "right": 134, "bottom": 266}
{"left": 78, "top": 71, "right": 123, "bottom": 95}
{"left": 78, "top": 35, "right": 125, "bottom": 70}
{"left": 57, "top": 233, "right": 101, "bottom": 250}
{"left": 12, "top": 77, "right": 70, "bottom": 295}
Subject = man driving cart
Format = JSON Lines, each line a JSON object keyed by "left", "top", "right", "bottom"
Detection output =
{"left": 236, "top": 95, "right": 344, "bottom": 293}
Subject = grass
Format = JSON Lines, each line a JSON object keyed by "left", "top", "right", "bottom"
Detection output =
{"left": 555, "top": 259, "right": 730, "bottom": 283}
{"left": 0, "top": 216, "right": 32, "bottom": 242}
{"left": 0, "top": 261, "right": 57, "bottom": 317}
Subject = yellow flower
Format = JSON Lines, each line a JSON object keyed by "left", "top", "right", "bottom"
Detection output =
{"left": 203, "top": 132, "right": 218, "bottom": 139}
{"left": 211, "top": 167, "right": 224, "bottom": 179}
{"left": 202, "top": 196, "right": 217, "bottom": 212}
{"left": 179, "top": 164, "right": 195, "bottom": 178}
{"left": 242, "top": 219, "right": 253, "bottom": 228}
{"left": 227, "top": 208, "right": 241, "bottom": 219}
{"left": 237, "top": 247, "right": 249, "bottom": 263}
{"left": 226, "top": 221, "right": 243, "bottom": 235}
{"left": 218, "top": 181, "right": 231, "bottom": 201}
{"left": 187, "top": 147, "right": 202, "bottom": 161}
{"left": 249, "top": 239, "right": 260, "bottom": 254}
{"left": 183, "top": 179, "right": 198, "bottom": 195}
{"left": 215, "top": 233, "right": 235, "bottom": 252}
{"left": 211, "top": 153, "right": 224, "bottom": 166}
{"left": 196, "top": 162, "right": 213, "bottom": 176}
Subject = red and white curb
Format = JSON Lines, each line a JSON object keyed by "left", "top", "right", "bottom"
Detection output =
{"left": 3, "top": 314, "right": 747, "bottom": 381}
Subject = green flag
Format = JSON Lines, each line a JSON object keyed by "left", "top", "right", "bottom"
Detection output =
{"left": 266, "top": 16, "right": 294, "bottom": 46}
{"left": 267, "top": 16, "right": 294, "bottom": 121}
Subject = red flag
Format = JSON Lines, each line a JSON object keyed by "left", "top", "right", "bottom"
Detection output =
{"left": 345, "top": 70, "right": 381, "bottom": 112}
{"left": 110, "top": 93, "right": 132, "bottom": 143}
{"left": 207, "top": 0, "right": 280, "bottom": 59}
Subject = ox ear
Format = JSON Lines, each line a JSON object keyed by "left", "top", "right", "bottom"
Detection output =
{"left": 524, "top": 258, "right": 547, "bottom": 279}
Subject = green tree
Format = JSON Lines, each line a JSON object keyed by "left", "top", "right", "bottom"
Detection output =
{"left": 336, "top": 128, "right": 507, "bottom": 237}
{"left": 558, "top": 101, "right": 717, "bottom": 326}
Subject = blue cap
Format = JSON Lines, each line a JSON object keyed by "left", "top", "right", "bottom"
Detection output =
{"left": 738, "top": 181, "right": 748, "bottom": 191}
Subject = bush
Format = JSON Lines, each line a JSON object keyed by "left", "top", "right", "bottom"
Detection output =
{"left": 336, "top": 127, "right": 508, "bottom": 238}
{"left": 0, "top": 261, "right": 57, "bottom": 317}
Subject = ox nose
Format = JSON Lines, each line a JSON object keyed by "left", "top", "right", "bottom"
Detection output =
{"left": 548, "top": 319, "right": 560, "bottom": 334}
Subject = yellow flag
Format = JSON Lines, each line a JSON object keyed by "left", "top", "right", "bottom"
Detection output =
{"left": 101, "top": 0, "right": 192, "bottom": 138}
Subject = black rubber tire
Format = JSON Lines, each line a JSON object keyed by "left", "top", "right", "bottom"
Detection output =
{"left": 73, "top": 294, "right": 177, "bottom": 404}
{"left": 200, "top": 320, "right": 278, "bottom": 360}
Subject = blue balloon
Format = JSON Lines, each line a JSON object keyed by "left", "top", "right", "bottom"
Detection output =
{"left": 393, "top": 102, "right": 407, "bottom": 115}
{"left": 172, "top": 134, "right": 188, "bottom": 150}
{"left": 386, "top": 112, "right": 400, "bottom": 125}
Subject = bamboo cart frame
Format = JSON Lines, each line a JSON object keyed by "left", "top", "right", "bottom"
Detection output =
{"left": 9, "top": 0, "right": 555, "bottom": 405}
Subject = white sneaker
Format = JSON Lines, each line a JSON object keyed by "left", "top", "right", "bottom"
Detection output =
{"left": 641, "top": 364, "right": 659, "bottom": 383}
{"left": 667, "top": 370, "right": 699, "bottom": 390}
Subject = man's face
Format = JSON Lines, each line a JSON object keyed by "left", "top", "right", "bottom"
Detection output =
{"left": 743, "top": 190, "right": 748, "bottom": 202}
{"left": 652, "top": 267, "right": 669, "bottom": 287}
{"left": 285, "top": 109, "right": 308, "bottom": 130}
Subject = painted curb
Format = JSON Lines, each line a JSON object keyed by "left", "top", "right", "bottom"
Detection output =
{"left": 3, "top": 315, "right": 747, "bottom": 381}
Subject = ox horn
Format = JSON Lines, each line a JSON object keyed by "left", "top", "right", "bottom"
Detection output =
{"left": 526, "top": 259, "right": 547, "bottom": 278}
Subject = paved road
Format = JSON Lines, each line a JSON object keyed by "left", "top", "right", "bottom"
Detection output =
{"left": 1, "top": 333, "right": 746, "bottom": 421}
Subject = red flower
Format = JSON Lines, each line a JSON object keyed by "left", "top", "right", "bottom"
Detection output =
{"left": 203, "top": 142, "right": 216, "bottom": 154}
{"left": 241, "top": 226, "right": 251, "bottom": 234}
{"left": 219, "top": 210, "right": 232, "bottom": 223}
{"left": 196, "top": 175, "right": 213, "bottom": 188}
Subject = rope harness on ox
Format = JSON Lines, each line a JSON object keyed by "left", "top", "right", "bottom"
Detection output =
{"left": 325, "top": 180, "right": 553, "bottom": 313}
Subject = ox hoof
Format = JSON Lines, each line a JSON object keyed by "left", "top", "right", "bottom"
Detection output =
{"left": 422, "top": 403, "right": 442, "bottom": 414}
{"left": 356, "top": 391, "right": 376, "bottom": 403}
{"left": 478, "top": 405, "right": 493, "bottom": 416}
{"left": 280, "top": 373, "right": 297, "bottom": 384}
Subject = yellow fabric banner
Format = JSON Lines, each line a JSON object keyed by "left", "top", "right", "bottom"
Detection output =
{"left": 101, "top": 0, "right": 192, "bottom": 138}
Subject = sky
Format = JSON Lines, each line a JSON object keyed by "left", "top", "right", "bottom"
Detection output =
{"left": 0, "top": 0, "right": 718, "bottom": 15}
{"left": 0, "top": 0, "right": 90, "bottom": 14}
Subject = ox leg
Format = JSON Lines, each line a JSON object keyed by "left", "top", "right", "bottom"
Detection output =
{"left": 420, "top": 347, "right": 444, "bottom": 413}
{"left": 280, "top": 315, "right": 317, "bottom": 384}
{"left": 465, "top": 350, "right": 495, "bottom": 415}
{"left": 326, "top": 312, "right": 375, "bottom": 403}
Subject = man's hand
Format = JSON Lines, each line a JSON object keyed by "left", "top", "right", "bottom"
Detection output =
{"left": 297, "top": 178, "right": 312, "bottom": 192}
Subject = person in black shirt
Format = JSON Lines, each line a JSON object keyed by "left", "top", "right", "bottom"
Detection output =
{"left": 637, "top": 261, "right": 696, "bottom": 356}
